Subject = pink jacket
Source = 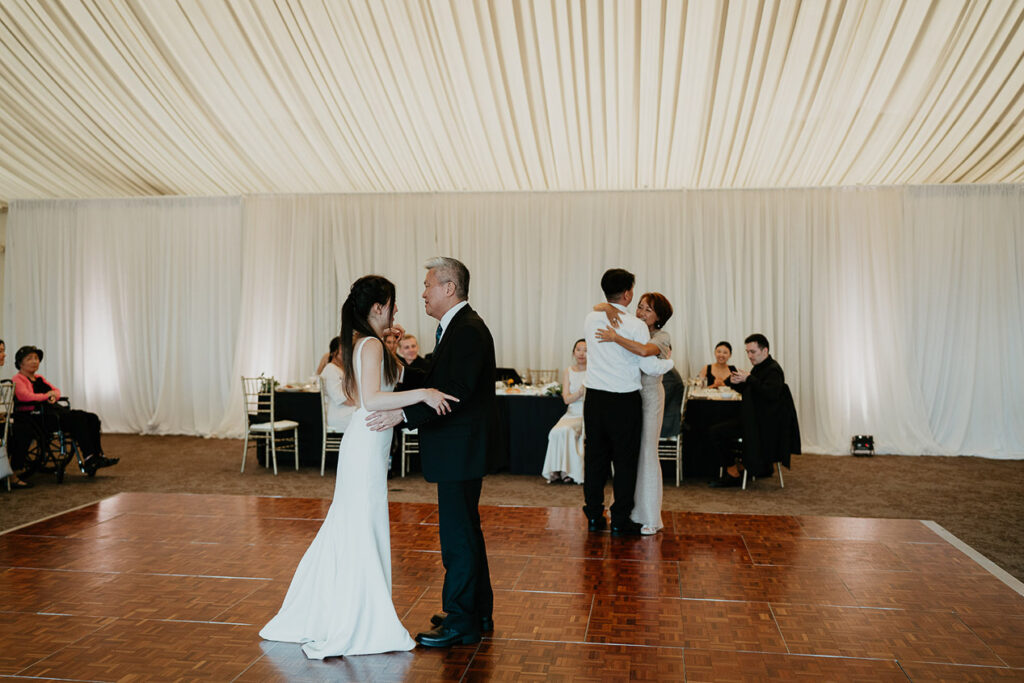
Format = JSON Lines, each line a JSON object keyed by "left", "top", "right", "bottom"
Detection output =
{"left": 13, "top": 373, "right": 60, "bottom": 410}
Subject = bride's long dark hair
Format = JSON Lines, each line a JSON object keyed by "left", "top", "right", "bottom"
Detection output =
{"left": 340, "top": 275, "right": 400, "bottom": 401}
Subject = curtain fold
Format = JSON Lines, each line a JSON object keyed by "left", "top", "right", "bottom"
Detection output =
{"left": 5, "top": 187, "right": 1022, "bottom": 458}
{"left": 4, "top": 197, "right": 242, "bottom": 435}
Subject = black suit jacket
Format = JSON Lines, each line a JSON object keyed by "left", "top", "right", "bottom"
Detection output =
{"left": 401, "top": 355, "right": 430, "bottom": 373}
{"left": 733, "top": 355, "right": 801, "bottom": 475}
{"left": 402, "top": 304, "right": 496, "bottom": 483}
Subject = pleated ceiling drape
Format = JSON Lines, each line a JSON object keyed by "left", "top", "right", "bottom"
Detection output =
{"left": 3, "top": 1, "right": 1023, "bottom": 203}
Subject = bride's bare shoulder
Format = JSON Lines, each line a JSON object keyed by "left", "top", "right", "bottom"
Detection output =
{"left": 354, "top": 335, "right": 383, "bottom": 352}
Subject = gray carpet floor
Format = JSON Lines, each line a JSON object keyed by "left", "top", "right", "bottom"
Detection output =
{"left": 2, "top": 434, "right": 1022, "bottom": 582}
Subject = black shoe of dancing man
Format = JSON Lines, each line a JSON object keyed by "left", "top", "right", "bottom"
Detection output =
{"left": 415, "top": 624, "right": 482, "bottom": 648}
{"left": 611, "top": 520, "right": 643, "bottom": 536}
{"left": 431, "top": 613, "right": 493, "bottom": 633}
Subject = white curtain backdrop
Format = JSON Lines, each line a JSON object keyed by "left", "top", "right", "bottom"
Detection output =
{"left": 4, "top": 197, "right": 243, "bottom": 435}
{"left": 5, "top": 186, "right": 1023, "bottom": 458}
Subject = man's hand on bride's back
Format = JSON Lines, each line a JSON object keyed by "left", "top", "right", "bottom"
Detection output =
{"left": 366, "top": 409, "right": 404, "bottom": 431}
{"left": 424, "top": 389, "right": 459, "bottom": 415}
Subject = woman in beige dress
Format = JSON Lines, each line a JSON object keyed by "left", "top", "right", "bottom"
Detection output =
{"left": 596, "top": 293, "right": 673, "bottom": 535}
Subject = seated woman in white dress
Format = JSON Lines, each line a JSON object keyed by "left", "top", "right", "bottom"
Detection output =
{"left": 319, "top": 336, "right": 356, "bottom": 432}
{"left": 541, "top": 339, "right": 587, "bottom": 484}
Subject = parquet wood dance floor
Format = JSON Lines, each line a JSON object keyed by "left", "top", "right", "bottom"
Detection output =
{"left": 1, "top": 492, "right": 1023, "bottom": 681}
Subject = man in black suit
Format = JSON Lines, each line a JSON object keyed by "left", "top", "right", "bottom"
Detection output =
{"left": 367, "top": 256, "right": 495, "bottom": 648}
{"left": 710, "top": 333, "right": 800, "bottom": 487}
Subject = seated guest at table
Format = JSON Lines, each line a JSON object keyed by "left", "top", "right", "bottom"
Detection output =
{"left": 541, "top": 339, "right": 587, "bottom": 484}
{"left": 709, "top": 334, "right": 800, "bottom": 487}
{"left": 316, "top": 345, "right": 332, "bottom": 376}
{"left": 703, "top": 341, "right": 737, "bottom": 387}
{"left": 12, "top": 345, "right": 118, "bottom": 475}
{"left": 595, "top": 292, "right": 674, "bottom": 535}
{"left": 397, "top": 334, "right": 429, "bottom": 372}
{"left": 319, "top": 337, "right": 356, "bottom": 432}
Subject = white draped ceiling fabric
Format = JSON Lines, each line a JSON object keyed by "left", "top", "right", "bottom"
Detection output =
{"left": 1, "top": 1, "right": 1024, "bottom": 199}
{"left": 1, "top": 2, "right": 1023, "bottom": 458}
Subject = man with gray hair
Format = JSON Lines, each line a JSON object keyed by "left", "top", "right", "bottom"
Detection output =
{"left": 368, "top": 256, "right": 495, "bottom": 648}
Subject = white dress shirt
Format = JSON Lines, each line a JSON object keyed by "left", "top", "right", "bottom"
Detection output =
{"left": 320, "top": 362, "right": 355, "bottom": 431}
{"left": 436, "top": 300, "right": 469, "bottom": 345}
{"left": 583, "top": 304, "right": 674, "bottom": 392}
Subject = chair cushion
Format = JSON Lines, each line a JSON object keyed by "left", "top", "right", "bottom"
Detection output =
{"left": 250, "top": 420, "right": 299, "bottom": 432}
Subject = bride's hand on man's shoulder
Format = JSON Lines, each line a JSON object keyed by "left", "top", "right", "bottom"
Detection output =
{"left": 423, "top": 389, "right": 459, "bottom": 415}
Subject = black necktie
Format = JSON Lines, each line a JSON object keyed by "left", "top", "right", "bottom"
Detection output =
{"left": 435, "top": 324, "right": 443, "bottom": 345}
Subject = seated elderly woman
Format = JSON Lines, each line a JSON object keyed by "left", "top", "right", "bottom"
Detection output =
{"left": 541, "top": 339, "right": 587, "bottom": 484}
{"left": 12, "top": 345, "right": 118, "bottom": 476}
{"left": 319, "top": 337, "right": 356, "bottom": 432}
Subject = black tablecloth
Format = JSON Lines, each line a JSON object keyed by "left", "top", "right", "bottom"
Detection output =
{"left": 492, "top": 395, "right": 567, "bottom": 475}
{"left": 681, "top": 398, "right": 741, "bottom": 479}
{"left": 257, "top": 391, "right": 566, "bottom": 476}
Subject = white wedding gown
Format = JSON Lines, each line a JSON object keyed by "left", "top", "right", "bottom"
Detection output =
{"left": 260, "top": 338, "right": 416, "bottom": 658}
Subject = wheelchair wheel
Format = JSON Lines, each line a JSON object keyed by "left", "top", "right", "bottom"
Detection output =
{"left": 21, "top": 432, "right": 75, "bottom": 482}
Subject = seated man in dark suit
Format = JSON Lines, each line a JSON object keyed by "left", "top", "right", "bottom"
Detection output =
{"left": 709, "top": 333, "right": 800, "bottom": 487}
{"left": 397, "top": 334, "right": 430, "bottom": 372}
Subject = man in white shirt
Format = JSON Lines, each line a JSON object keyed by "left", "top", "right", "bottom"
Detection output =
{"left": 582, "top": 268, "right": 674, "bottom": 535}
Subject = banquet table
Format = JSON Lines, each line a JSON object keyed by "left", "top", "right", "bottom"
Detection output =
{"left": 681, "top": 391, "right": 742, "bottom": 479}
{"left": 492, "top": 393, "right": 566, "bottom": 475}
{"left": 256, "top": 389, "right": 325, "bottom": 469}
{"left": 256, "top": 387, "right": 566, "bottom": 475}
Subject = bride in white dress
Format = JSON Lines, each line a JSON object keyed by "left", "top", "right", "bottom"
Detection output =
{"left": 260, "top": 275, "right": 457, "bottom": 659}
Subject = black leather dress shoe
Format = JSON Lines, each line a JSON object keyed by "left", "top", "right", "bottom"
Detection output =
{"left": 431, "top": 613, "right": 494, "bottom": 632}
{"left": 610, "top": 521, "right": 643, "bottom": 536}
{"left": 587, "top": 517, "right": 607, "bottom": 532}
{"left": 415, "top": 625, "right": 481, "bottom": 647}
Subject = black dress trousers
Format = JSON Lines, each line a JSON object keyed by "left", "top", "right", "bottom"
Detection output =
{"left": 582, "top": 388, "right": 643, "bottom": 526}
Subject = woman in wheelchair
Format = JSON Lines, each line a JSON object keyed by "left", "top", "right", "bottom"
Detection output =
{"left": 12, "top": 345, "right": 118, "bottom": 479}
